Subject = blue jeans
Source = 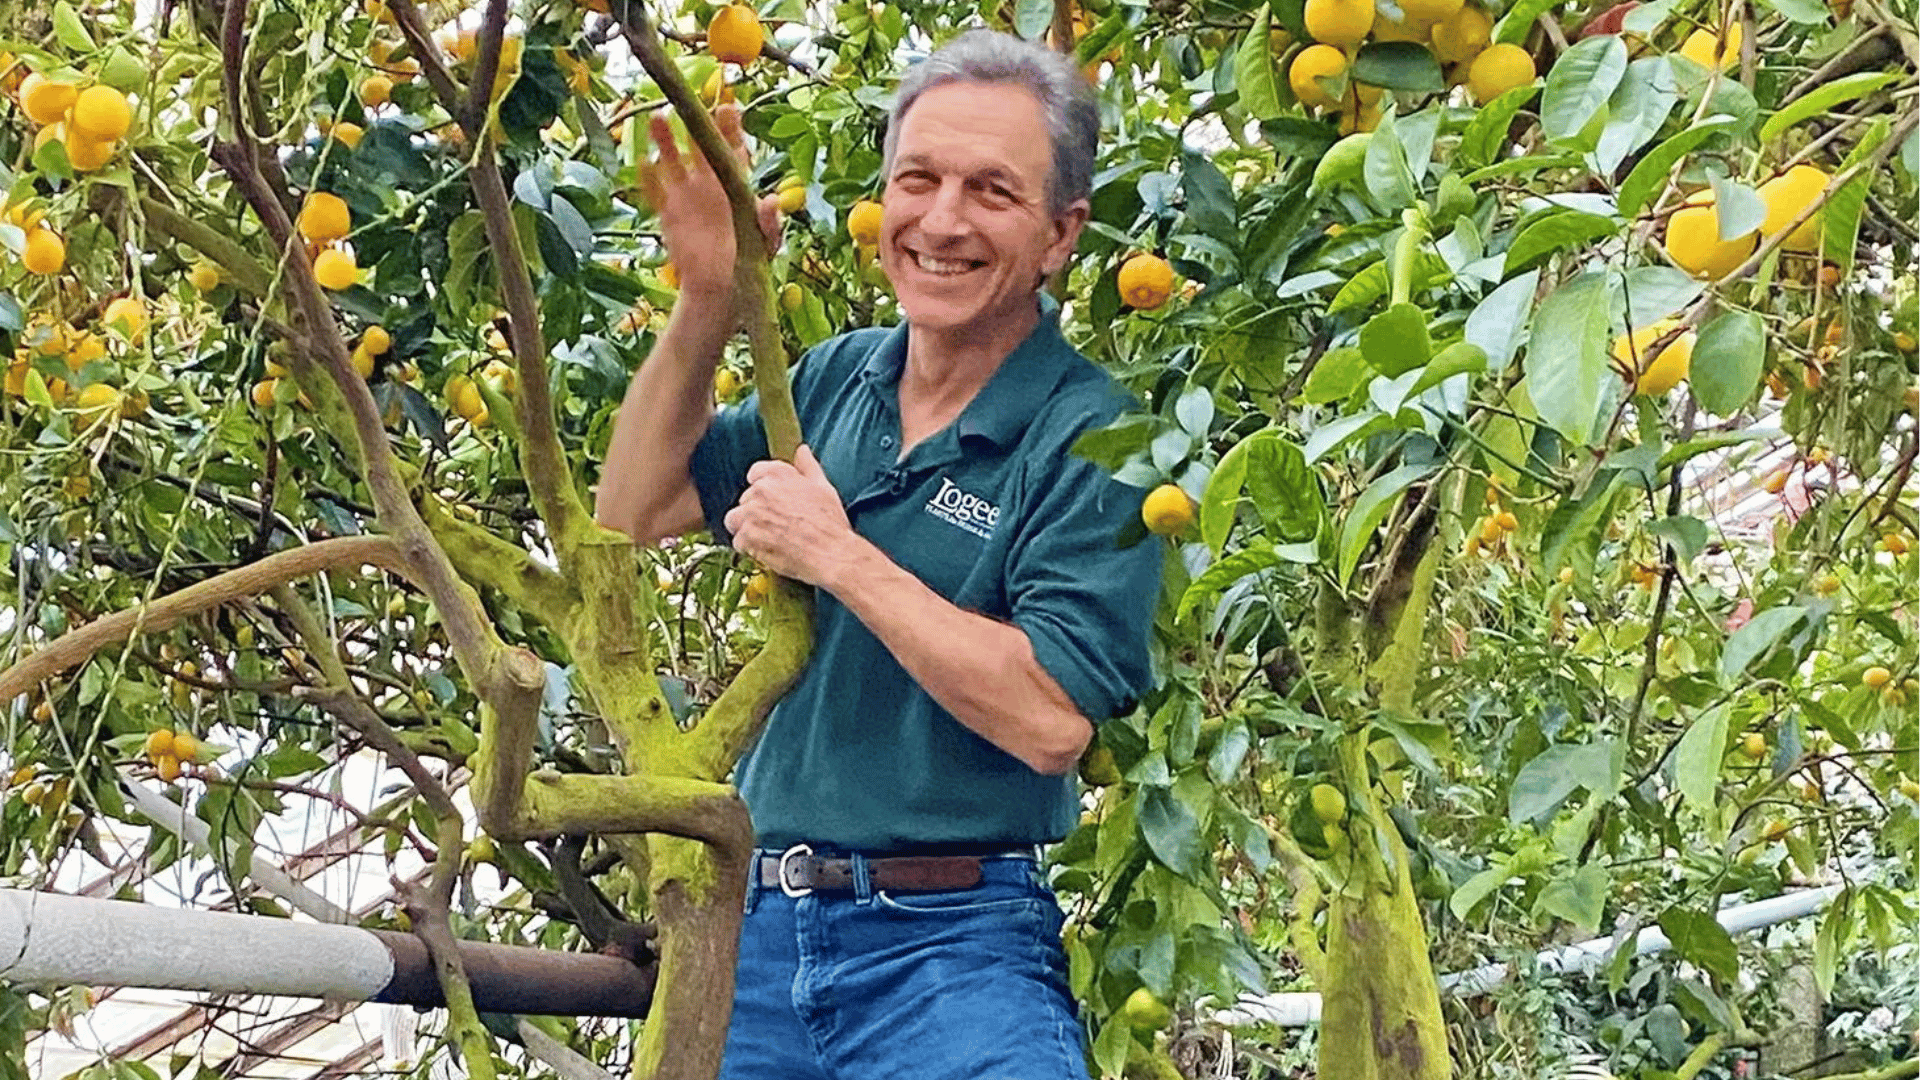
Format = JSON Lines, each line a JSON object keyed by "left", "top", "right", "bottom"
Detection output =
{"left": 717, "top": 850, "right": 1092, "bottom": 1079}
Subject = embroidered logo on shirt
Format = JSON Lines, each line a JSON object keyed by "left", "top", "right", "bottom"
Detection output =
{"left": 924, "top": 476, "right": 1000, "bottom": 539}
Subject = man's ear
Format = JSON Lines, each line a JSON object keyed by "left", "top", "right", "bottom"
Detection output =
{"left": 1044, "top": 198, "right": 1093, "bottom": 275}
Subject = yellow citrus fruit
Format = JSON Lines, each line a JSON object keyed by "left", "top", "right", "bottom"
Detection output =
{"left": 188, "top": 262, "right": 222, "bottom": 291}
{"left": 102, "top": 296, "right": 148, "bottom": 341}
{"left": 1120, "top": 987, "right": 1173, "bottom": 1032}
{"left": 21, "top": 228, "right": 65, "bottom": 275}
{"left": 1340, "top": 99, "right": 1383, "bottom": 134}
{"left": 1679, "top": 24, "right": 1741, "bottom": 70}
{"left": 1757, "top": 164, "right": 1828, "bottom": 253}
{"left": 75, "top": 383, "right": 121, "bottom": 418}
{"left": 156, "top": 755, "right": 182, "bottom": 782}
{"left": 659, "top": 261, "right": 680, "bottom": 290}
{"left": 4, "top": 358, "right": 27, "bottom": 397}
{"left": 708, "top": 4, "right": 765, "bottom": 65}
{"left": 64, "top": 132, "right": 115, "bottom": 172}
{"left": 743, "top": 571, "right": 773, "bottom": 605}
{"left": 1664, "top": 191, "right": 1756, "bottom": 279}
{"left": 143, "top": 729, "right": 175, "bottom": 760}
{"left": 779, "top": 282, "right": 804, "bottom": 311}
{"left": 19, "top": 73, "right": 78, "bottom": 125}
{"left": 298, "top": 192, "right": 352, "bottom": 242}
{"left": 848, "top": 199, "right": 885, "bottom": 246}
{"left": 1305, "top": 0, "right": 1375, "bottom": 45}
{"left": 1289, "top": 45, "right": 1348, "bottom": 110}
{"left": 1886, "top": 533, "right": 1910, "bottom": 555}
{"left": 69, "top": 86, "right": 132, "bottom": 140}
{"left": 65, "top": 331, "right": 105, "bottom": 369}
{"left": 1611, "top": 320, "right": 1694, "bottom": 395}
{"left": 1399, "top": 0, "right": 1464, "bottom": 21}
{"left": 1468, "top": 43, "right": 1536, "bottom": 104}
{"left": 313, "top": 247, "right": 359, "bottom": 290}
{"left": 701, "top": 68, "right": 734, "bottom": 107}
{"left": 351, "top": 345, "right": 375, "bottom": 379}
{"left": 714, "top": 366, "right": 742, "bottom": 400}
{"left": 1309, "top": 783, "right": 1347, "bottom": 823}
{"left": 360, "top": 73, "right": 394, "bottom": 108}
{"left": 251, "top": 379, "right": 279, "bottom": 407}
{"left": 1118, "top": 252, "right": 1175, "bottom": 310}
{"left": 1374, "top": 16, "right": 1433, "bottom": 41}
{"left": 1141, "top": 483, "right": 1195, "bottom": 535}
{"left": 1740, "top": 732, "right": 1766, "bottom": 760}
{"left": 361, "top": 325, "right": 391, "bottom": 354}
{"left": 1432, "top": 5, "right": 1493, "bottom": 63}
{"left": 172, "top": 732, "right": 200, "bottom": 762}
{"left": 1863, "top": 666, "right": 1892, "bottom": 689}
{"left": 448, "top": 375, "right": 485, "bottom": 420}
{"left": 331, "top": 121, "right": 365, "bottom": 149}
{"left": 777, "top": 180, "right": 808, "bottom": 214}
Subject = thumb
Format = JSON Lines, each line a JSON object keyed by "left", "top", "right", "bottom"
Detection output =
{"left": 794, "top": 443, "right": 823, "bottom": 476}
{"left": 757, "top": 194, "right": 782, "bottom": 257}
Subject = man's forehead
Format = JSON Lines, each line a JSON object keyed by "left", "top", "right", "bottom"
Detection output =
{"left": 893, "top": 82, "right": 1053, "bottom": 177}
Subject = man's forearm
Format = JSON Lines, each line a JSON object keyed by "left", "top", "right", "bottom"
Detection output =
{"left": 821, "top": 536, "right": 1093, "bottom": 776}
{"left": 595, "top": 285, "right": 735, "bottom": 543}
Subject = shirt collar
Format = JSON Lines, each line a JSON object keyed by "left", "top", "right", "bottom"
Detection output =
{"left": 859, "top": 293, "right": 1072, "bottom": 449}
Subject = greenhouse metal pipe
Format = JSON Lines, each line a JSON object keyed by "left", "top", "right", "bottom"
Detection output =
{"left": 0, "top": 889, "right": 654, "bottom": 1018}
{"left": 1217, "top": 886, "right": 1843, "bottom": 1027}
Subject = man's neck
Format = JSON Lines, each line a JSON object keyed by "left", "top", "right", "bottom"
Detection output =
{"left": 899, "top": 301, "right": 1041, "bottom": 406}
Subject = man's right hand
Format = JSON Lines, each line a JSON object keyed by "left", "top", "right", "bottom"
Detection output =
{"left": 633, "top": 103, "right": 781, "bottom": 297}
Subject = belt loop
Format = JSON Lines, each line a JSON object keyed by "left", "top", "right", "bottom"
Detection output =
{"left": 743, "top": 855, "right": 761, "bottom": 915}
{"left": 851, "top": 851, "right": 874, "bottom": 903}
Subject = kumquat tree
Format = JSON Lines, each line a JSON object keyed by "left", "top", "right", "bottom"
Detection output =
{"left": 0, "top": 0, "right": 1915, "bottom": 1077}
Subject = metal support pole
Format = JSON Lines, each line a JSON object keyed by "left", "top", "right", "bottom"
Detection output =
{"left": 0, "top": 889, "right": 654, "bottom": 1018}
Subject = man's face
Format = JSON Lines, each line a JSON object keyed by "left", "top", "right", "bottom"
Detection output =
{"left": 879, "top": 81, "right": 1087, "bottom": 338}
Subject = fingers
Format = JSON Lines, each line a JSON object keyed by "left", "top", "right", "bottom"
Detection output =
{"left": 716, "top": 103, "right": 747, "bottom": 159}
{"left": 756, "top": 194, "right": 783, "bottom": 253}
{"left": 745, "top": 459, "right": 793, "bottom": 484}
{"left": 648, "top": 112, "right": 683, "bottom": 174}
{"left": 794, "top": 444, "right": 822, "bottom": 477}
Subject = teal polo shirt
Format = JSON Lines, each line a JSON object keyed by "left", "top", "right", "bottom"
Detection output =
{"left": 687, "top": 298, "right": 1161, "bottom": 853}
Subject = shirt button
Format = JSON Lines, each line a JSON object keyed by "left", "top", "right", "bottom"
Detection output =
{"left": 880, "top": 435, "right": 895, "bottom": 449}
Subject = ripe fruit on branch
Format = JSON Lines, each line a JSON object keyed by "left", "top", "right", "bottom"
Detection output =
{"left": 1757, "top": 164, "right": 1828, "bottom": 253}
{"left": 22, "top": 228, "right": 65, "bottom": 275}
{"left": 70, "top": 85, "right": 132, "bottom": 140}
{"left": 1118, "top": 252, "right": 1174, "bottom": 310}
{"left": 1305, "top": 0, "right": 1375, "bottom": 45}
{"left": 20, "top": 73, "right": 78, "bottom": 125}
{"left": 1609, "top": 319, "right": 1694, "bottom": 396}
{"left": 1289, "top": 45, "right": 1348, "bottom": 110}
{"left": 1431, "top": 5, "right": 1492, "bottom": 63}
{"left": 847, "top": 199, "right": 884, "bottom": 246}
{"left": 298, "top": 192, "right": 352, "bottom": 242}
{"left": 313, "top": 247, "right": 359, "bottom": 290}
{"left": 1467, "top": 43, "right": 1535, "bottom": 104}
{"left": 708, "top": 4, "right": 764, "bottom": 65}
{"left": 1141, "top": 483, "right": 1194, "bottom": 535}
{"left": 1679, "top": 23, "right": 1741, "bottom": 70}
{"left": 1665, "top": 191, "right": 1756, "bottom": 279}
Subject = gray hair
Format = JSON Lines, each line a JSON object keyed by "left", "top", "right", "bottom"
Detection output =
{"left": 883, "top": 29, "right": 1100, "bottom": 220}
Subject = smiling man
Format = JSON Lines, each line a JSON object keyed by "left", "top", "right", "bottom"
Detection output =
{"left": 596, "top": 29, "right": 1161, "bottom": 1079}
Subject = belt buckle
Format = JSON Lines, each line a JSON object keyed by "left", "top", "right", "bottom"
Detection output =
{"left": 777, "top": 843, "right": 814, "bottom": 898}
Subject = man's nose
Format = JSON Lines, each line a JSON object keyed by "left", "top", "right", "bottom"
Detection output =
{"left": 917, "top": 180, "right": 971, "bottom": 238}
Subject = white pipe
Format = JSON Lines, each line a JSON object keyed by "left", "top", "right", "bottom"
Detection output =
{"left": 0, "top": 889, "right": 392, "bottom": 998}
{"left": 1216, "top": 886, "right": 1843, "bottom": 1028}
{"left": 118, "top": 775, "right": 353, "bottom": 925}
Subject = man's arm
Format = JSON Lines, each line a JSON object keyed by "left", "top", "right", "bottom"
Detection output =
{"left": 825, "top": 536, "right": 1093, "bottom": 775}
{"left": 594, "top": 290, "right": 728, "bottom": 545}
{"left": 723, "top": 447, "right": 1101, "bottom": 775}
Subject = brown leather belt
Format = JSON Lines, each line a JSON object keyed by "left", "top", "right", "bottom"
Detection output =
{"left": 756, "top": 846, "right": 1008, "bottom": 896}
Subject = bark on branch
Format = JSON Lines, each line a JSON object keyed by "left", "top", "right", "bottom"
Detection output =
{"left": 0, "top": 536, "right": 409, "bottom": 709}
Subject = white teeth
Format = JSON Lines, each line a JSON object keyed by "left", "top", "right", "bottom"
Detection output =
{"left": 912, "top": 252, "right": 978, "bottom": 275}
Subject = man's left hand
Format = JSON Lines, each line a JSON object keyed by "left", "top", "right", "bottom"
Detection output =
{"left": 724, "top": 445, "right": 859, "bottom": 586}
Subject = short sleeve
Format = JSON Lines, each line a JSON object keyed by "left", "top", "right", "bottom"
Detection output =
{"left": 688, "top": 392, "right": 769, "bottom": 545}
{"left": 1006, "top": 425, "right": 1163, "bottom": 723}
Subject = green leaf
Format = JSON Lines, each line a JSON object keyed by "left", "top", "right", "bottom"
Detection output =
{"left": 1460, "top": 82, "right": 1542, "bottom": 169}
{"left": 52, "top": 1, "right": 97, "bottom": 50}
{"left": 1234, "top": 8, "right": 1284, "bottom": 120}
{"left": 1524, "top": 270, "right": 1611, "bottom": 444}
{"left": 1466, "top": 269, "right": 1538, "bottom": 370}
{"left": 1092, "top": 1017, "right": 1132, "bottom": 1079}
{"left": 1202, "top": 430, "right": 1260, "bottom": 555}
{"left": 1302, "top": 345, "right": 1373, "bottom": 404}
{"left": 1505, "top": 210, "right": 1620, "bottom": 275}
{"left": 1541, "top": 36, "right": 1628, "bottom": 141}
{"left": 1760, "top": 72, "right": 1900, "bottom": 141}
{"left": 1329, "top": 260, "right": 1391, "bottom": 314}
{"left": 1494, "top": 0, "right": 1563, "bottom": 41}
{"left": 1364, "top": 113, "right": 1420, "bottom": 210}
{"left": 1540, "top": 475, "right": 1620, "bottom": 582}
{"left": 1672, "top": 704, "right": 1730, "bottom": 814}
{"left": 1618, "top": 265, "right": 1704, "bottom": 326}
{"left": 1595, "top": 57, "right": 1679, "bottom": 174}
{"left": 1311, "top": 132, "right": 1375, "bottom": 193}
{"left": 1536, "top": 862, "right": 1610, "bottom": 931}
{"left": 1617, "top": 116, "right": 1742, "bottom": 217}
{"left": 1351, "top": 42, "right": 1445, "bottom": 91}
{"left": 1409, "top": 341, "right": 1488, "bottom": 398}
{"left": 1690, "top": 309, "right": 1765, "bottom": 415}
{"left": 1245, "top": 437, "right": 1322, "bottom": 542}
{"left": 1451, "top": 861, "right": 1514, "bottom": 921}
{"left": 1823, "top": 116, "right": 1890, "bottom": 275}
{"left": 1013, "top": 0, "right": 1054, "bottom": 39}
{"left": 1360, "top": 302, "right": 1432, "bottom": 376}
{"left": 1647, "top": 514, "right": 1708, "bottom": 562}
{"left": 1707, "top": 175, "right": 1766, "bottom": 241}
{"left": 1209, "top": 722, "right": 1253, "bottom": 782}
{"left": 1658, "top": 906, "right": 1740, "bottom": 985}
{"left": 1509, "top": 741, "right": 1616, "bottom": 822}
{"left": 1181, "top": 151, "right": 1239, "bottom": 245}
{"left": 1336, "top": 462, "right": 1435, "bottom": 586}
{"left": 1756, "top": 0, "right": 1833, "bottom": 20}
{"left": 1138, "top": 785, "right": 1203, "bottom": 878}
{"left": 1720, "top": 605, "right": 1806, "bottom": 683}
